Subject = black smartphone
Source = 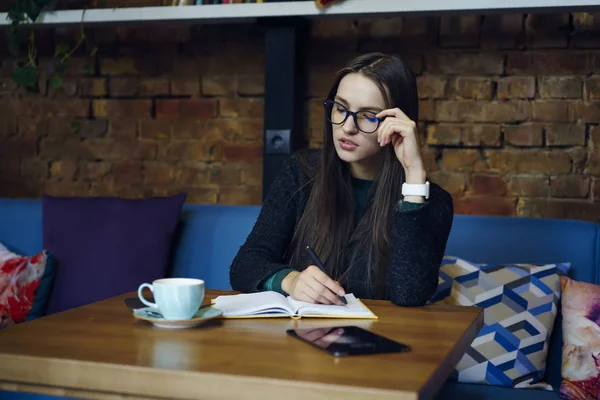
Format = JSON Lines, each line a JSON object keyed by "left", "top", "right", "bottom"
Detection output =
{"left": 286, "top": 326, "right": 411, "bottom": 357}
{"left": 123, "top": 296, "right": 154, "bottom": 312}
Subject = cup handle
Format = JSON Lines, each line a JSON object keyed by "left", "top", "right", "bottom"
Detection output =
{"left": 138, "top": 283, "right": 157, "bottom": 308}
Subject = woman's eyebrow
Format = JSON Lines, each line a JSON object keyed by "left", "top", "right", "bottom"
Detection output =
{"left": 334, "top": 96, "right": 383, "bottom": 112}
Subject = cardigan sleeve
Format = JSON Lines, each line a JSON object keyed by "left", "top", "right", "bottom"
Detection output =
{"left": 386, "top": 184, "right": 454, "bottom": 307}
{"left": 229, "top": 154, "right": 302, "bottom": 293}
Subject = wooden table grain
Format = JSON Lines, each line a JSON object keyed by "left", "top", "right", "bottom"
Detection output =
{"left": 0, "top": 290, "right": 483, "bottom": 400}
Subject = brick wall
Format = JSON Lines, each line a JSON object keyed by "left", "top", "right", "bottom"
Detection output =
{"left": 0, "top": 12, "right": 599, "bottom": 222}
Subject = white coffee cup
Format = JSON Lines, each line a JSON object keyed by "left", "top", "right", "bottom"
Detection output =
{"left": 138, "top": 278, "right": 205, "bottom": 320}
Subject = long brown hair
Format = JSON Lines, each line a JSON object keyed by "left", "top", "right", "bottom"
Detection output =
{"left": 286, "top": 53, "right": 419, "bottom": 299}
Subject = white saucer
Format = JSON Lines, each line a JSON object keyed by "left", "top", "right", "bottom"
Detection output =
{"left": 133, "top": 306, "right": 223, "bottom": 329}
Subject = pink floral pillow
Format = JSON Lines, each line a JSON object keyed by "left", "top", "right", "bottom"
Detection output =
{"left": 559, "top": 276, "right": 600, "bottom": 400}
{"left": 0, "top": 243, "right": 51, "bottom": 328}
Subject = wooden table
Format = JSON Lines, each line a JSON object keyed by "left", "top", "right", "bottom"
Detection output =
{"left": 0, "top": 290, "right": 482, "bottom": 400}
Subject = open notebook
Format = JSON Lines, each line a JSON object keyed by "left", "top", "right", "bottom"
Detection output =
{"left": 212, "top": 291, "right": 378, "bottom": 319}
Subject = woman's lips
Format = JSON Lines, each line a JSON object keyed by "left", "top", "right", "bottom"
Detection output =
{"left": 339, "top": 137, "right": 358, "bottom": 151}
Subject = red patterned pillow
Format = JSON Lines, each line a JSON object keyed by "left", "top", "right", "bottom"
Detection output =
{"left": 0, "top": 243, "right": 52, "bottom": 328}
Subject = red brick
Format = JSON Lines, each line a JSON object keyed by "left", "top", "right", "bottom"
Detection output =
{"left": 108, "top": 76, "right": 139, "bottom": 97}
{"left": 218, "top": 186, "right": 261, "bottom": 205}
{"left": 43, "top": 182, "right": 90, "bottom": 197}
{"left": 590, "top": 125, "right": 600, "bottom": 149}
{"left": 585, "top": 152, "right": 600, "bottom": 175}
{"left": 550, "top": 176, "right": 590, "bottom": 198}
{"left": 139, "top": 78, "right": 170, "bottom": 96}
{"left": 546, "top": 124, "right": 586, "bottom": 146}
{"left": 209, "top": 165, "right": 241, "bottom": 186}
{"left": 435, "top": 101, "right": 531, "bottom": 123}
{"left": 20, "top": 159, "right": 47, "bottom": 180}
{"left": 100, "top": 58, "right": 139, "bottom": 75}
{"left": 440, "top": 16, "right": 481, "bottom": 48}
{"left": 506, "top": 52, "right": 592, "bottom": 75}
{"left": 314, "top": 19, "right": 358, "bottom": 38}
{"left": 109, "top": 119, "right": 138, "bottom": 139}
{"left": 572, "top": 101, "right": 600, "bottom": 123}
{"left": 240, "top": 164, "right": 263, "bottom": 186}
{"left": 497, "top": 77, "right": 536, "bottom": 99}
{"left": 156, "top": 99, "right": 217, "bottom": 119}
{"left": 572, "top": 13, "right": 600, "bottom": 48}
{"left": 0, "top": 159, "right": 20, "bottom": 178}
{"left": 427, "top": 53, "right": 504, "bottom": 75}
{"left": 144, "top": 162, "right": 174, "bottom": 184}
{"left": 176, "top": 166, "right": 209, "bottom": 187}
{"left": 517, "top": 198, "right": 600, "bottom": 221}
{"left": 539, "top": 77, "right": 583, "bottom": 99}
{"left": 525, "top": 13, "right": 570, "bottom": 48}
{"left": 202, "top": 76, "right": 236, "bottom": 96}
{"left": 113, "top": 161, "right": 142, "bottom": 184}
{"left": 488, "top": 150, "right": 571, "bottom": 174}
{"left": 161, "top": 141, "right": 221, "bottom": 162}
{"left": 238, "top": 74, "right": 265, "bottom": 96}
{"left": 426, "top": 124, "right": 500, "bottom": 147}
{"left": 141, "top": 120, "right": 171, "bottom": 140}
{"left": 49, "top": 119, "right": 107, "bottom": 138}
{"left": 222, "top": 144, "right": 263, "bottom": 164}
{"left": 0, "top": 118, "right": 17, "bottom": 138}
{"left": 471, "top": 174, "right": 506, "bottom": 196}
{"left": 40, "top": 138, "right": 91, "bottom": 160}
{"left": 454, "top": 77, "right": 493, "bottom": 100}
{"left": 0, "top": 139, "right": 37, "bottom": 157}
{"left": 171, "top": 78, "right": 200, "bottom": 96}
{"left": 593, "top": 178, "right": 600, "bottom": 201}
{"left": 186, "top": 188, "right": 219, "bottom": 204}
{"left": 419, "top": 101, "right": 435, "bottom": 121}
{"left": 442, "top": 149, "right": 487, "bottom": 172}
{"left": 48, "top": 78, "right": 78, "bottom": 97}
{"left": 18, "top": 117, "right": 46, "bottom": 139}
{"left": 308, "top": 71, "right": 334, "bottom": 99}
{"left": 93, "top": 100, "right": 151, "bottom": 118}
{"left": 81, "top": 162, "right": 111, "bottom": 181}
{"left": 585, "top": 77, "right": 600, "bottom": 100}
{"left": 508, "top": 176, "right": 549, "bottom": 197}
{"left": 570, "top": 147, "right": 587, "bottom": 174}
{"left": 171, "top": 119, "right": 204, "bottom": 139}
{"left": 481, "top": 14, "right": 524, "bottom": 49}
{"left": 504, "top": 124, "right": 544, "bottom": 146}
{"left": 532, "top": 101, "right": 570, "bottom": 122}
{"left": 84, "top": 139, "right": 156, "bottom": 160}
{"left": 220, "top": 99, "right": 263, "bottom": 119}
{"left": 455, "top": 196, "right": 516, "bottom": 216}
{"left": 417, "top": 75, "right": 447, "bottom": 99}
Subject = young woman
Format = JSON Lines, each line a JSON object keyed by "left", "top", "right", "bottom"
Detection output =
{"left": 229, "top": 52, "right": 454, "bottom": 307}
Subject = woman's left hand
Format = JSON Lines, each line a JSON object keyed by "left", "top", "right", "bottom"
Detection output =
{"left": 376, "top": 108, "right": 426, "bottom": 184}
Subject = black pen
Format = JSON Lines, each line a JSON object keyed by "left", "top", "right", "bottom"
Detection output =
{"left": 305, "top": 245, "right": 348, "bottom": 305}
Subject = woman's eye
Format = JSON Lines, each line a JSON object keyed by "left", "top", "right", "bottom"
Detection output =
{"left": 335, "top": 106, "right": 347, "bottom": 113}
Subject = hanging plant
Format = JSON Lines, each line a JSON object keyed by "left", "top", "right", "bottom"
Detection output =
{"left": 6, "top": 0, "right": 97, "bottom": 93}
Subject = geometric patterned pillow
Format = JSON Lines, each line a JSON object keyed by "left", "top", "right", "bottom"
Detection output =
{"left": 0, "top": 242, "right": 54, "bottom": 329}
{"left": 431, "top": 256, "right": 570, "bottom": 389}
{"left": 559, "top": 276, "right": 600, "bottom": 400}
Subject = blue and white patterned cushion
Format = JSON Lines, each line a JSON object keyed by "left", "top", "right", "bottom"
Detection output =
{"left": 431, "top": 256, "right": 570, "bottom": 389}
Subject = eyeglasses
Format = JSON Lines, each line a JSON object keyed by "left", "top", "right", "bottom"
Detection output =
{"left": 323, "top": 99, "right": 382, "bottom": 134}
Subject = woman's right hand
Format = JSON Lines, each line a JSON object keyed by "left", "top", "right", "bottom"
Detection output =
{"left": 281, "top": 265, "right": 346, "bottom": 305}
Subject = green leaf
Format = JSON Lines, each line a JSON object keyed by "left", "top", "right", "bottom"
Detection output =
{"left": 49, "top": 75, "right": 63, "bottom": 90}
{"left": 83, "top": 63, "right": 94, "bottom": 75}
{"left": 54, "top": 43, "right": 69, "bottom": 57}
{"left": 69, "top": 121, "right": 81, "bottom": 133}
{"left": 55, "top": 61, "right": 69, "bottom": 75}
{"left": 11, "top": 65, "right": 39, "bottom": 92}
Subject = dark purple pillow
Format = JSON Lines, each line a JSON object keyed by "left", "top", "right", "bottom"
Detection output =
{"left": 42, "top": 193, "right": 187, "bottom": 314}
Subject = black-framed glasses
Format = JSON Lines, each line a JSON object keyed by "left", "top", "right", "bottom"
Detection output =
{"left": 323, "top": 99, "right": 382, "bottom": 134}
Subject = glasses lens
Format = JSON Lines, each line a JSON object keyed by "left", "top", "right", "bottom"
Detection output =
{"left": 357, "top": 111, "right": 380, "bottom": 133}
{"left": 326, "top": 101, "right": 348, "bottom": 124}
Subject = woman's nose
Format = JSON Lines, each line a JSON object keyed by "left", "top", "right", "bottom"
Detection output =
{"left": 342, "top": 115, "right": 358, "bottom": 135}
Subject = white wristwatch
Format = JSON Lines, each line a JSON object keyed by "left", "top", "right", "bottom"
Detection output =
{"left": 402, "top": 181, "right": 430, "bottom": 200}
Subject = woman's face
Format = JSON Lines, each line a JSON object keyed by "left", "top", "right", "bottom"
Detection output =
{"left": 330, "top": 73, "right": 387, "bottom": 179}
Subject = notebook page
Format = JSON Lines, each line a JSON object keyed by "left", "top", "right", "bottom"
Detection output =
{"left": 287, "top": 294, "right": 375, "bottom": 317}
{"left": 213, "top": 291, "right": 294, "bottom": 317}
